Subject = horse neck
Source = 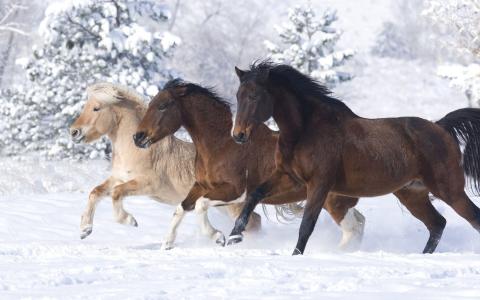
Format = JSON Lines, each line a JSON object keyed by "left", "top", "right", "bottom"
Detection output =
{"left": 108, "top": 103, "right": 149, "bottom": 161}
{"left": 270, "top": 86, "right": 306, "bottom": 146}
{"left": 179, "top": 95, "right": 232, "bottom": 155}
{"left": 270, "top": 85, "right": 355, "bottom": 145}
{"left": 151, "top": 135, "right": 195, "bottom": 185}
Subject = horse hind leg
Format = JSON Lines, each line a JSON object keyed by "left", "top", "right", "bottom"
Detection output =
{"left": 432, "top": 187, "right": 480, "bottom": 234}
{"left": 450, "top": 192, "right": 480, "bottom": 233}
{"left": 423, "top": 165, "right": 480, "bottom": 236}
{"left": 394, "top": 187, "right": 446, "bottom": 254}
{"left": 324, "top": 194, "right": 365, "bottom": 251}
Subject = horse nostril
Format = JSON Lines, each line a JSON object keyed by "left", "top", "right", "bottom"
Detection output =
{"left": 71, "top": 129, "right": 81, "bottom": 138}
{"left": 233, "top": 132, "right": 247, "bottom": 144}
{"left": 133, "top": 132, "right": 146, "bottom": 143}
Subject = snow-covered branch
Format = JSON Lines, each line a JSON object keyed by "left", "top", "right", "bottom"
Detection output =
{"left": 423, "top": 0, "right": 480, "bottom": 59}
{"left": 0, "top": 3, "right": 28, "bottom": 36}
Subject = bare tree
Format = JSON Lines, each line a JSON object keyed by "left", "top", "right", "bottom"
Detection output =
{"left": 0, "top": 1, "right": 28, "bottom": 87}
{"left": 0, "top": 2, "right": 27, "bottom": 35}
{"left": 167, "top": 0, "right": 280, "bottom": 97}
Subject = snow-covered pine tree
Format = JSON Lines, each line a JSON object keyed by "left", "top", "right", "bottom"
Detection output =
{"left": 265, "top": 5, "right": 354, "bottom": 87}
{"left": 424, "top": 0, "right": 480, "bottom": 107}
{"left": 0, "top": 0, "right": 180, "bottom": 159}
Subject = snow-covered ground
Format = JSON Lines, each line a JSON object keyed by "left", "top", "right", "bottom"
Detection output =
{"left": 1, "top": 158, "right": 480, "bottom": 299}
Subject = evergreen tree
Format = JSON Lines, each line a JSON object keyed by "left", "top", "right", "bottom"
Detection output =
{"left": 0, "top": 0, "right": 179, "bottom": 159}
{"left": 265, "top": 5, "right": 354, "bottom": 87}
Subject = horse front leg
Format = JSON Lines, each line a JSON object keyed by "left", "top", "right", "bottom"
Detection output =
{"left": 293, "top": 183, "right": 330, "bottom": 255}
{"left": 227, "top": 170, "right": 286, "bottom": 245}
{"left": 161, "top": 182, "right": 205, "bottom": 250}
{"left": 80, "top": 178, "right": 115, "bottom": 239}
{"left": 225, "top": 203, "right": 262, "bottom": 232}
{"left": 194, "top": 198, "right": 226, "bottom": 246}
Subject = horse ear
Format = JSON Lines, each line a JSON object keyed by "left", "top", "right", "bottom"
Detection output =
{"left": 235, "top": 66, "right": 246, "bottom": 80}
{"left": 177, "top": 86, "right": 188, "bottom": 96}
{"left": 170, "top": 86, "right": 188, "bottom": 98}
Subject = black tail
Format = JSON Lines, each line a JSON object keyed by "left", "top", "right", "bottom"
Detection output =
{"left": 436, "top": 108, "right": 480, "bottom": 194}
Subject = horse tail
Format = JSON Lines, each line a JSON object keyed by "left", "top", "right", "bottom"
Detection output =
{"left": 261, "top": 202, "right": 305, "bottom": 222}
{"left": 436, "top": 108, "right": 480, "bottom": 193}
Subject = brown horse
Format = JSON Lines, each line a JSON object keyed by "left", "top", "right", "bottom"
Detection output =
{"left": 228, "top": 61, "right": 480, "bottom": 255}
{"left": 134, "top": 79, "right": 366, "bottom": 250}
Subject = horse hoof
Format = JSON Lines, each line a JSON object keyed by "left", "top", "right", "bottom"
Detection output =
{"left": 127, "top": 215, "right": 138, "bottom": 227}
{"left": 227, "top": 234, "right": 243, "bottom": 245}
{"left": 292, "top": 248, "right": 303, "bottom": 256}
{"left": 119, "top": 215, "right": 138, "bottom": 227}
{"left": 215, "top": 232, "right": 226, "bottom": 247}
{"left": 131, "top": 218, "right": 138, "bottom": 227}
{"left": 80, "top": 226, "right": 93, "bottom": 239}
{"left": 160, "top": 241, "right": 174, "bottom": 250}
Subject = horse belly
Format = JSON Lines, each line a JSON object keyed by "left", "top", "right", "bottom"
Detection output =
{"left": 335, "top": 140, "right": 418, "bottom": 197}
{"left": 332, "top": 176, "right": 413, "bottom": 197}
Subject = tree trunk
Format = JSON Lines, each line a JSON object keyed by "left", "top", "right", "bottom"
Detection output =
{"left": 168, "top": 0, "right": 181, "bottom": 31}
{"left": 0, "top": 31, "right": 15, "bottom": 87}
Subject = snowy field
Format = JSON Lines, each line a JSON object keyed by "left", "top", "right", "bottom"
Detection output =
{"left": 1, "top": 158, "right": 480, "bottom": 299}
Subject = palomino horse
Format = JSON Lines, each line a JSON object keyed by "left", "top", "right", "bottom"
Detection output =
{"left": 134, "top": 79, "right": 366, "bottom": 250}
{"left": 228, "top": 61, "right": 480, "bottom": 254}
{"left": 70, "top": 82, "right": 261, "bottom": 243}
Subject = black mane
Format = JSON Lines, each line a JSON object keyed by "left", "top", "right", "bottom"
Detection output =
{"left": 163, "top": 78, "right": 231, "bottom": 110}
{"left": 248, "top": 60, "right": 355, "bottom": 114}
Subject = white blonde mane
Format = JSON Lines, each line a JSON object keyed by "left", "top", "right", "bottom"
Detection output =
{"left": 87, "top": 82, "right": 147, "bottom": 107}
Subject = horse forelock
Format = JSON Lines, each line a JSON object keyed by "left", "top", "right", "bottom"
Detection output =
{"left": 87, "top": 83, "right": 147, "bottom": 107}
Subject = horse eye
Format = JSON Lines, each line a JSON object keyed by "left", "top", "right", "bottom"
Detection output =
{"left": 158, "top": 104, "right": 168, "bottom": 112}
{"left": 93, "top": 107, "right": 100, "bottom": 112}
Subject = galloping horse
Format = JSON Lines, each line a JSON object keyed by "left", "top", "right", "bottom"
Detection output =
{"left": 228, "top": 61, "right": 480, "bottom": 254}
{"left": 70, "top": 82, "right": 261, "bottom": 242}
{"left": 134, "top": 79, "right": 366, "bottom": 250}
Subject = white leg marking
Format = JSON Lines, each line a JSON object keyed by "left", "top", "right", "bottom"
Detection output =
{"left": 338, "top": 208, "right": 365, "bottom": 251}
{"left": 80, "top": 192, "right": 102, "bottom": 239}
{"left": 231, "top": 113, "right": 237, "bottom": 138}
{"left": 161, "top": 204, "right": 186, "bottom": 250}
{"left": 195, "top": 198, "right": 225, "bottom": 246}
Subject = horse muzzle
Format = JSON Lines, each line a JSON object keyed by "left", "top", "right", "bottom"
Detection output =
{"left": 133, "top": 131, "right": 152, "bottom": 149}
{"left": 232, "top": 132, "right": 248, "bottom": 144}
{"left": 70, "top": 128, "right": 85, "bottom": 144}
{"left": 232, "top": 123, "right": 253, "bottom": 145}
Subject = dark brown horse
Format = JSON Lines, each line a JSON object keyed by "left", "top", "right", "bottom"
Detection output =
{"left": 228, "top": 61, "right": 480, "bottom": 255}
{"left": 133, "top": 79, "right": 365, "bottom": 249}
